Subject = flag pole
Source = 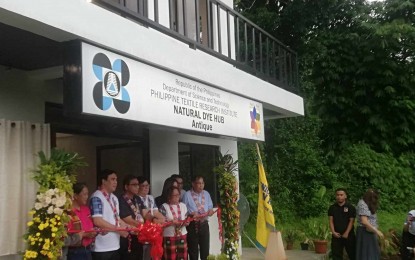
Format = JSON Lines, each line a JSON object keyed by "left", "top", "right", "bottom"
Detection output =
{"left": 255, "top": 143, "right": 262, "bottom": 162}
{"left": 255, "top": 142, "right": 276, "bottom": 232}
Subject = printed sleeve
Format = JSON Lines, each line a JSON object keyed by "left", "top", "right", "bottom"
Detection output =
{"left": 90, "top": 197, "right": 103, "bottom": 217}
{"left": 159, "top": 204, "right": 167, "bottom": 217}
{"left": 149, "top": 196, "right": 158, "bottom": 210}
{"left": 357, "top": 200, "right": 371, "bottom": 217}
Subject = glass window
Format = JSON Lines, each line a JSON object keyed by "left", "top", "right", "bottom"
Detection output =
{"left": 178, "top": 143, "right": 219, "bottom": 205}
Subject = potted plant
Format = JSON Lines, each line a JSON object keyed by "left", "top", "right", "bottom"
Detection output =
{"left": 309, "top": 220, "right": 330, "bottom": 254}
{"left": 299, "top": 232, "right": 311, "bottom": 251}
{"left": 283, "top": 229, "right": 300, "bottom": 250}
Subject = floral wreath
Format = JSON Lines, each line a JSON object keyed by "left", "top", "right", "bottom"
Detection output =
{"left": 215, "top": 152, "right": 240, "bottom": 260}
{"left": 24, "top": 149, "right": 86, "bottom": 259}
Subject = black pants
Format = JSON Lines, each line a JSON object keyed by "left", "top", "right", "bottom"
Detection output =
{"left": 120, "top": 236, "right": 144, "bottom": 260}
{"left": 401, "top": 231, "right": 415, "bottom": 260}
{"left": 331, "top": 233, "right": 356, "bottom": 260}
{"left": 67, "top": 247, "right": 92, "bottom": 260}
{"left": 186, "top": 221, "right": 210, "bottom": 260}
{"left": 91, "top": 250, "right": 120, "bottom": 260}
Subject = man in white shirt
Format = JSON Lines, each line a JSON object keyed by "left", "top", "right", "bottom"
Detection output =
{"left": 90, "top": 169, "right": 129, "bottom": 260}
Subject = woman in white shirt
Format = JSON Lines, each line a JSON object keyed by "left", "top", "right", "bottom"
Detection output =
{"left": 161, "top": 186, "right": 189, "bottom": 260}
{"left": 137, "top": 176, "right": 165, "bottom": 223}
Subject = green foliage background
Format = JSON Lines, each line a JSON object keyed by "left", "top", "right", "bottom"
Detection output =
{"left": 236, "top": 0, "right": 415, "bottom": 248}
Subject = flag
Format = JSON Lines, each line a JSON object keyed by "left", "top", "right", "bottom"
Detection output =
{"left": 255, "top": 143, "right": 276, "bottom": 249}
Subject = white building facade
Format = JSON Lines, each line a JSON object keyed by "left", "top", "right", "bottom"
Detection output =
{"left": 0, "top": 0, "right": 303, "bottom": 258}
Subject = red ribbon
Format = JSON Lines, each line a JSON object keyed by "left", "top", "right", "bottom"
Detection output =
{"left": 136, "top": 221, "right": 163, "bottom": 259}
{"left": 67, "top": 210, "right": 217, "bottom": 259}
{"left": 217, "top": 206, "right": 224, "bottom": 245}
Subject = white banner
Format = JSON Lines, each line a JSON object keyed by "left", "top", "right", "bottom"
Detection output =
{"left": 81, "top": 42, "right": 264, "bottom": 141}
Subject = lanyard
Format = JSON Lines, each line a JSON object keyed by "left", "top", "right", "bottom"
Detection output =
{"left": 123, "top": 194, "right": 143, "bottom": 222}
{"left": 169, "top": 204, "right": 182, "bottom": 236}
{"left": 101, "top": 190, "right": 119, "bottom": 227}
{"left": 191, "top": 190, "right": 205, "bottom": 214}
{"left": 169, "top": 204, "right": 182, "bottom": 221}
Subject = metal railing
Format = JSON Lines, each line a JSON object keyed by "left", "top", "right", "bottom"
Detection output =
{"left": 91, "top": 0, "right": 298, "bottom": 93}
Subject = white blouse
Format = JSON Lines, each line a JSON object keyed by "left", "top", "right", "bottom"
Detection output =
{"left": 162, "top": 202, "right": 188, "bottom": 237}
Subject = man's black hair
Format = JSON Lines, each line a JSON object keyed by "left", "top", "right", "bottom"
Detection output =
{"left": 335, "top": 188, "right": 348, "bottom": 196}
{"left": 171, "top": 174, "right": 182, "bottom": 179}
{"left": 123, "top": 174, "right": 138, "bottom": 191}
{"left": 192, "top": 175, "right": 204, "bottom": 182}
{"left": 137, "top": 176, "right": 149, "bottom": 184}
{"left": 99, "top": 169, "right": 116, "bottom": 185}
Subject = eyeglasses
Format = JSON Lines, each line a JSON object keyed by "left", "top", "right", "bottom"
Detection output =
{"left": 129, "top": 183, "right": 139, "bottom": 186}
{"left": 171, "top": 194, "right": 180, "bottom": 197}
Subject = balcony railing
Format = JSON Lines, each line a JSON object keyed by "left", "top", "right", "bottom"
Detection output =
{"left": 91, "top": 0, "right": 298, "bottom": 93}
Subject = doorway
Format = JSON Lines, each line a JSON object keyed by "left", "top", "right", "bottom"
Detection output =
{"left": 97, "top": 142, "right": 144, "bottom": 194}
{"left": 47, "top": 103, "right": 149, "bottom": 194}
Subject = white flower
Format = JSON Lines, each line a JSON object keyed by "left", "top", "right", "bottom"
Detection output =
{"left": 47, "top": 206, "right": 54, "bottom": 214}
{"left": 45, "top": 196, "right": 52, "bottom": 205}
{"left": 55, "top": 197, "right": 66, "bottom": 208}
{"left": 45, "top": 189, "right": 55, "bottom": 197}
{"left": 36, "top": 193, "right": 44, "bottom": 201}
{"left": 53, "top": 207, "right": 63, "bottom": 215}
{"left": 34, "top": 203, "right": 43, "bottom": 210}
{"left": 51, "top": 198, "right": 57, "bottom": 205}
{"left": 54, "top": 188, "right": 60, "bottom": 194}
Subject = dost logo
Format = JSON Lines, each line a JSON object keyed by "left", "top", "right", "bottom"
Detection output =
{"left": 92, "top": 53, "right": 130, "bottom": 114}
{"left": 250, "top": 105, "right": 261, "bottom": 135}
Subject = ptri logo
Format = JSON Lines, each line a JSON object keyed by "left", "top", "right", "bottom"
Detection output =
{"left": 92, "top": 53, "right": 130, "bottom": 114}
{"left": 250, "top": 105, "right": 261, "bottom": 135}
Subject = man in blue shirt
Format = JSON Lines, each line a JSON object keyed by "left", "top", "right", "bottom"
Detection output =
{"left": 183, "top": 176, "right": 214, "bottom": 260}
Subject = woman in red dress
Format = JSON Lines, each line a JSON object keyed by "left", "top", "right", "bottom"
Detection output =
{"left": 67, "top": 183, "right": 96, "bottom": 260}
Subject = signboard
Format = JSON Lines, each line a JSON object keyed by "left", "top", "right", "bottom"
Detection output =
{"left": 81, "top": 42, "right": 264, "bottom": 141}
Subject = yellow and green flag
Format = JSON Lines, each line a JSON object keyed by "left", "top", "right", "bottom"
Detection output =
{"left": 255, "top": 143, "right": 276, "bottom": 248}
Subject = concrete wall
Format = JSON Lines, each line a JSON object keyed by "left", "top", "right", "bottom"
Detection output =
{"left": 0, "top": 66, "right": 62, "bottom": 123}
{"left": 0, "top": 0, "right": 303, "bottom": 117}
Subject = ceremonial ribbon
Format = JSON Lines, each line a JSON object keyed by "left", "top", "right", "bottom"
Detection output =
{"left": 100, "top": 190, "right": 119, "bottom": 227}
{"left": 67, "top": 211, "right": 215, "bottom": 259}
{"left": 216, "top": 206, "right": 223, "bottom": 245}
{"left": 68, "top": 210, "right": 216, "bottom": 233}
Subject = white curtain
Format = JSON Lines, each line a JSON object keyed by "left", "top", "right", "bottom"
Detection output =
{"left": 0, "top": 119, "right": 50, "bottom": 256}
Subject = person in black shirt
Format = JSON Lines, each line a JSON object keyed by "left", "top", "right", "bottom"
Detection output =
{"left": 118, "top": 175, "right": 148, "bottom": 260}
{"left": 328, "top": 188, "right": 356, "bottom": 260}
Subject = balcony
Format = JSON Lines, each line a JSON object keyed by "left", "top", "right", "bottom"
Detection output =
{"left": 91, "top": 0, "right": 298, "bottom": 93}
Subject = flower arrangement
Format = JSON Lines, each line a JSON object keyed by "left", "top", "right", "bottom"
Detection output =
{"left": 24, "top": 149, "right": 86, "bottom": 260}
{"left": 214, "top": 152, "right": 240, "bottom": 260}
